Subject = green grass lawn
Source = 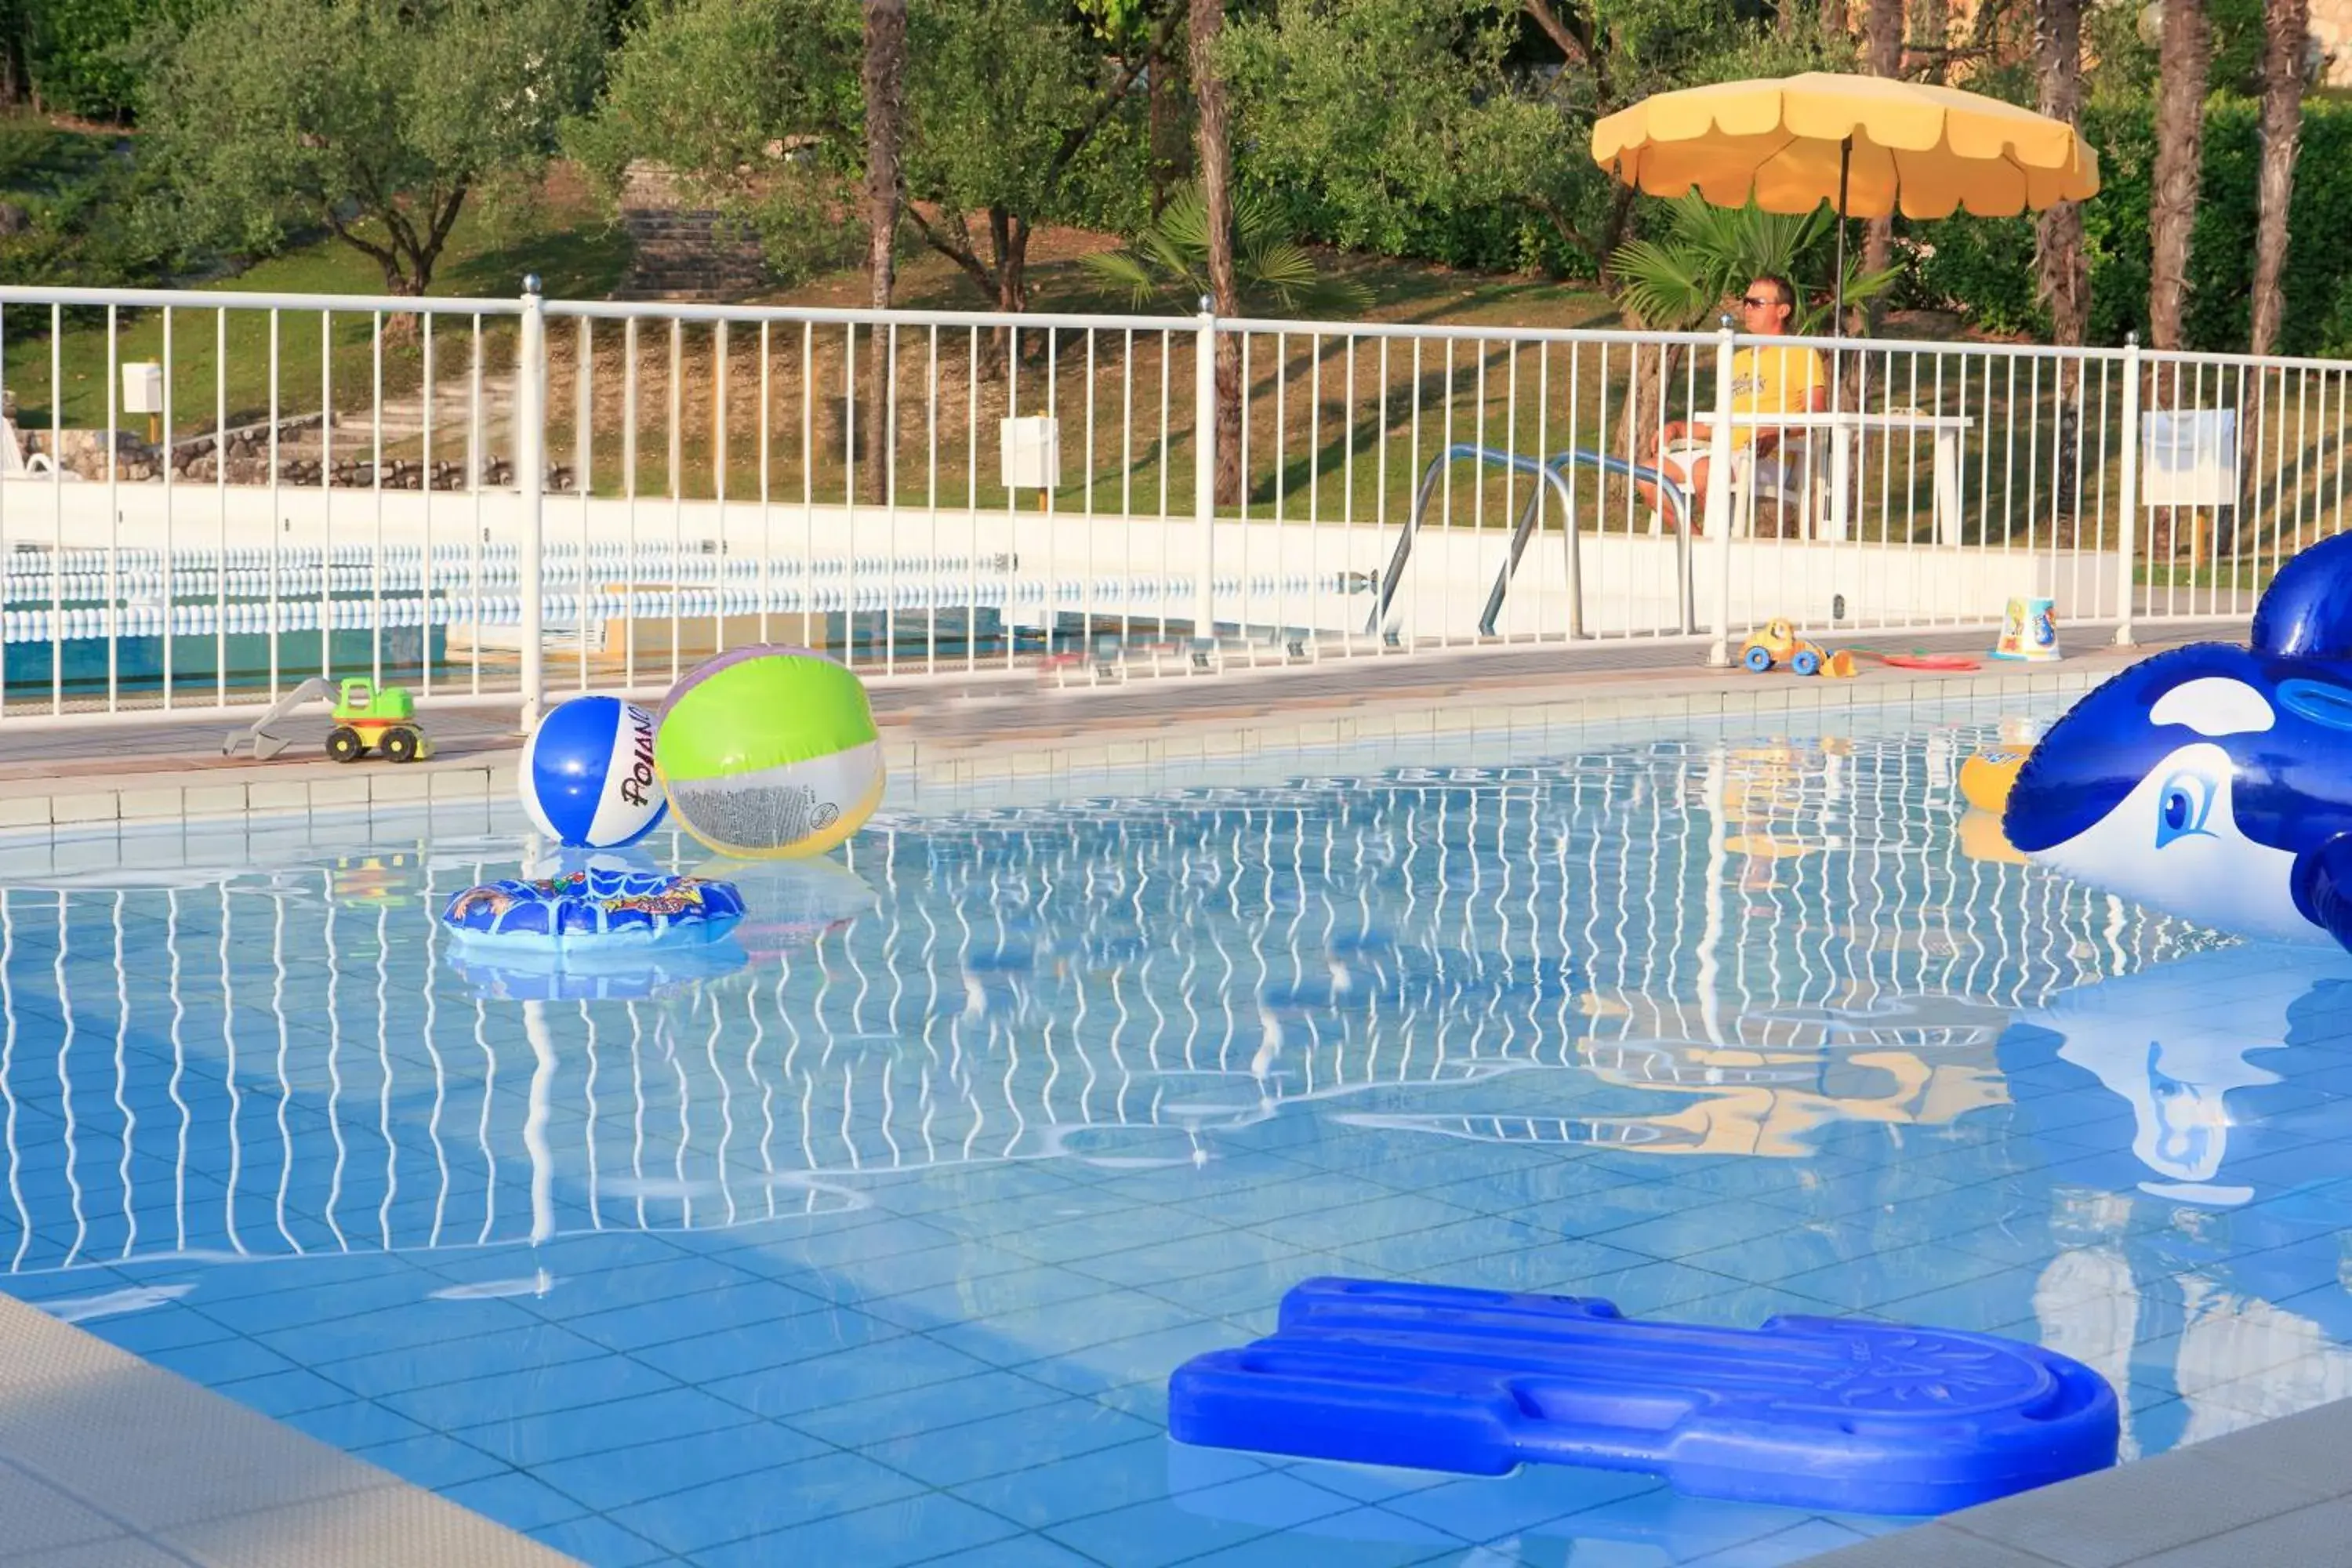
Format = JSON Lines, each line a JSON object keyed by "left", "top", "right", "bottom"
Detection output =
{"left": 4, "top": 183, "right": 630, "bottom": 438}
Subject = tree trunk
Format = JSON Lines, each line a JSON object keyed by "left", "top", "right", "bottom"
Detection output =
{"left": 1820, "top": 0, "right": 1849, "bottom": 42}
{"left": 2249, "top": 0, "right": 2306, "bottom": 358}
{"left": 1918, "top": 0, "right": 1950, "bottom": 79}
{"left": 1860, "top": 0, "right": 1902, "bottom": 335}
{"left": 2034, "top": 0, "right": 2086, "bottom": 526}
{"left": 2149, "top": 0, "right": 2209, "bottom": 359}
{"left": 0, "top": 2, "right": 24, "bottom": 109}
{"left": 1191, "top": 0, "right": 1243, "bottom": 509}
{"left": 990, "top": 207, "right": 1030, "bottom": 315}
{"left": 1149, "top": 46, "right": 1189, "bottom": 218}
{"left": 862, "top": 0, "right": 906, "bottom": 506}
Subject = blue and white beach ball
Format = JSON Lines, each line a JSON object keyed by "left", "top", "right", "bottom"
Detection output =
{"left": 521, "top": 696, "right": 667, "bottom": 848}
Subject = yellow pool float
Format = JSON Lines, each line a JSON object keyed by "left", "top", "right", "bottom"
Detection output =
{"left": 1959, "top": 747, "right": 2030, "bottom": 816}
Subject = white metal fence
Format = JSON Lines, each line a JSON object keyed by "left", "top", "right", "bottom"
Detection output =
{"left": 0, "top": 279, "right": 2343, "bottom": 723}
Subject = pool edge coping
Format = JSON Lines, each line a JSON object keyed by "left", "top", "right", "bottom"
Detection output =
{"left": 0, "top": 1289, "right": 580, "bottom": 1565}
{"left": 0, "top": 659, "right": 2124, "bottom": 837}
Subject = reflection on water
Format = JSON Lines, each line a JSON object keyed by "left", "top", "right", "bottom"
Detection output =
{"left": 9, "top": 724, "right": 2352, "bottom": 1494}
{"left": 0, "top": 734, "right": 2226, "bottom": 1273}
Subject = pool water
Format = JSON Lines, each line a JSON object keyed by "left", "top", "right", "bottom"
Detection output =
{"left": 2, "top": 703, "right": 2348, "bottom": 1567}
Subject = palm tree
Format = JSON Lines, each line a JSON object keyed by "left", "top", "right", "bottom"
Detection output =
{"left": 1081, "top": 183, "right": 1372, "bottom": 318}
{"left": 1608, "top": 195, "right": 1897, "bottom": 336}
{"left": 2249, "top": 0, "right": 2307, "bottom": 358}
{"left": 2148, "top": 0, "right": 2209, "bottom": 358}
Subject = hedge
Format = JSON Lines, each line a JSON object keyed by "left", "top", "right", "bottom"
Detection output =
{"left": 1911, "top": 96, "right": 2352, "bottom": 358}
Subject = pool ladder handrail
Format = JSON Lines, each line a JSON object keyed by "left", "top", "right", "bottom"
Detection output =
{"left": 1366, "top": 445, "right": 1694, "bottom": 642}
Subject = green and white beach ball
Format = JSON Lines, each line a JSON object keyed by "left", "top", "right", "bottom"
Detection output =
{"left": 653, "top": 646, "right": 884, "bottom": 859}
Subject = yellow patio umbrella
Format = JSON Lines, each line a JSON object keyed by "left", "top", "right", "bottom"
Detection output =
{"left": 1591, "top": 72, "right": 2100, "bottom": 332}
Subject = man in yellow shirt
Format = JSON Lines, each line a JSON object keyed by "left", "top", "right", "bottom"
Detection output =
{"left": 1639, "top": 276, "right": 1830, "bottom": 533}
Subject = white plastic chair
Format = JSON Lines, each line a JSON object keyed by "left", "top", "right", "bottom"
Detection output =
{"left": 0, "top": 416, "right": 76, "bottom": 481}
{"left": 1650, "top": 432, "right": 1820, "bottom": 539}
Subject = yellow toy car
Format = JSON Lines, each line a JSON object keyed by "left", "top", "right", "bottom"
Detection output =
{"left": 1740, "top": 619, "right": 1828, "bottom": 677}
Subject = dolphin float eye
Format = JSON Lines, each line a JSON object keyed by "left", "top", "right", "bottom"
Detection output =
{"left": 2154, "top": 769, "right": 2218, "bottom": 848}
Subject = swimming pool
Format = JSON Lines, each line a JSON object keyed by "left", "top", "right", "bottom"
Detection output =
{"left": 2, "top": 700, "right": 2346, "bottom": 1567}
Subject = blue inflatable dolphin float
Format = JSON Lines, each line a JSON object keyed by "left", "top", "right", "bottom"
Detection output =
{"left": 2006, "top": 530, "right": 2352, "bottom": 948}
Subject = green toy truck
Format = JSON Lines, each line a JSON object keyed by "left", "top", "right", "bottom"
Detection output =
{"left": 326, "top": 678, "right": 431, "bottom": 764}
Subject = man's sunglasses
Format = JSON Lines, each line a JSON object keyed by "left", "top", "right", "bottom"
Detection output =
{"left": 1740, "top": 295, "right": 1782, "bottom": 310}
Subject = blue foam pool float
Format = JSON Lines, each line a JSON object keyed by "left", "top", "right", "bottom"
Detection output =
{"left": 1168, "top": 1278, "right": 2118, "bottom": 1515}
{"left": 437, "top": 867, "right": 746, "bottom": 953}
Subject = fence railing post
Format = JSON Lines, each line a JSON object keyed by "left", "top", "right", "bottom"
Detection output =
{"left": 2114, "top": 331, "right": 2140, "bottom": 648}
{"left": 517, "top": 274, "right": 547, "bottom": 733}
{"left": 1193, "top": 295, "right": 1218, "bottom": 660}
{"left": 1704, "top": 315, "right": 1739, "bottom": 667}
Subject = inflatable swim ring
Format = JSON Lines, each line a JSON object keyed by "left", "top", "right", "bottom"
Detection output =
{"left": 1959, "top": 748, "right": 2029, "bottom": 815}
{"left": 447, "top": 939, "right": 750, "bottom": 1001}
{"left": 438, "top": 867, "right": 746, "bottom": 953}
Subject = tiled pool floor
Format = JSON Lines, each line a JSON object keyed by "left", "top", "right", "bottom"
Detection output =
{"left": 0, "top": 702, "right": 2344, "bottom": 1565}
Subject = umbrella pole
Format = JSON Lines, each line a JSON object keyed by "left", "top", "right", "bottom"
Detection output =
{"left": 1833, "top": 136, "right": 1852, "bottom": 338}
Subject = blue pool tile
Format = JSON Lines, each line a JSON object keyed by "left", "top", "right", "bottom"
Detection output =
{"left": 1875, "top": 1268, "right": 2046, "bottom": 1332}
{"left": 1167, "top": 1470, "right": 1363, "bottom": 1532}
{"left": 317, "top": 1322, "right": 610, "bottom": 1396}
{"left": 252, "top": 1298, "right": 545, "bottom": 1363}
{"left": 456, "top": 1387, "right": 759, "bottom": 1468}
{"left": 1548, "top": 1483, "right": 1824, "bottom": 1560}
{"left": 791, "top": 1368, "right": 1069, "bottom": 1448}
{"left": 1137, "top": 1254, "right": 1356, "bottom": 1321}
{"left": 1680, "top": 1518, "right": 1872, "bottom": 1566}
{"left": 997, "top": 1204, "right": 1229, "bottom": 1266}
{"left": 1247, "top": 1193, "right": 1478, "bottom": 1251}
{"left": 1169, "top": 1525, "right": 1457, "bottom": 1568}
{"left": 212, "top": 1366, "right": 354, "bottom": 1417}
{"left": 143, "top": 1334, "right": 299, "bottom": 1385}
{"left": 901, "top": 1535, "right": 1102, "bottom": 1568}
{"left": 78, "top": 1304, "right": 236, "bottom": 1356}
{"left": 1283, "top": 1459, "right": 1457, "bottom": 1506}
{"left": 1062, "top": 1228, "right": 1312, "bottom": 1291}
{"left": 700, "top": 1329, "right": 989, "bottom": 1417}
{"left": 559, "top": 1277, "right": 826, "bottom": 1353}
{"left": 751, "top": 1238, "right": 1038, "bottom": 1302}
{"left": 524, "top": 1514, "right": 672, "bottom": 1568}
{"left": 282, "top": 1399, "right": 430, "bottom": 1450}
{"left": 609, "top": 1450, "right": 931, "bottom": 1556}
{"left": 521, "top": 1254, "right": 772, "bottom": 1322}
{"left": 1767, "top": 1242, "right": 2012, "bottom": 1310}
{"left": 1383, "top": 1467, "right": 1661, "bottom": 1541}
{"left": 862, "top": 1265, "right": 1117, "bottom": 1332}
{"left": 352, "top": 1433, "right": 511, "bottom": 1491}
{"left": 631, "top": 1301, "right": 914, "bottom": 1385}
{"left": 928, "top": 1289, "right": 1203, "bottom": 1369}
{"left": 858, "top": 1394, "right": 1161, "bottom": 1488}
{"left": 952, "top": 1437, "right": 1254, "bottom": 1529}
{"left": 1043, "top": 1494, "right": 1292, "bottom": 1568}
{"left": 535, "top": 1420, "right": 831, "bottom": 1510}
{"left": 379, "top": 1352, "right": 681, "bottom": 1428}
{"left": 192, "top": 1267, "right": 456, "bottom": 1334}
{"left": 442, "top": 1471, "right": 594, "bottom": 1534}
{"left": 695, "top": 1492, "right": 1025, "bottom": 1568}
{"left": 1526, "top": 1258, "right": 1743, "bottom": 1316}
{"left": 1017, "top": 1319, "right": 1249, "bottom": 1399}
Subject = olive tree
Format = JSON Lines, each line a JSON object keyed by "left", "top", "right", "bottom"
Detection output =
{"left": 142, "top": 0, "right": 607, "bottom": 296}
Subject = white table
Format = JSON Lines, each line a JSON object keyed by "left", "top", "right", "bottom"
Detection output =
{"left": 1726, "top": 410, "right": 1974, "bottom": 545}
